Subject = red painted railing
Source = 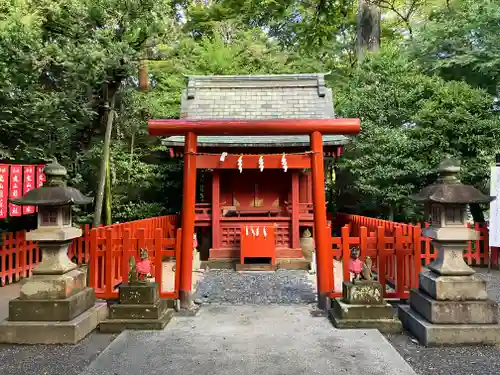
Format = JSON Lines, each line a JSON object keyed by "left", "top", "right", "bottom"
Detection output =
{"left": 0, "top": 215, "right": 179, "bottom": 290}
{"left": 0, "top": 224, "right": 91, "bottom": 286}
{"left": 342, "top": 214, "right": 497, "bottom": 267}
{"left": 330, "top": 222, "right": 421, "bottom": 300}
{"left": 331, "top": 213, "right": 499, "bottom": 300}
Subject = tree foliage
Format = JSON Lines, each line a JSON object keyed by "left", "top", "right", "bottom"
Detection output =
{"left": 0, "top": 0, "right": 498, "bottom": 227}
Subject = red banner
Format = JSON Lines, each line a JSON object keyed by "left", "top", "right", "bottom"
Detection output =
{"left": 23, "top": 165, "right": 35, "bottom": 215}
{"left": 36, "top": 165, "right": 45, "bottom": 188}
{"left": 35, "top": 165, "right": 45, "bottom": 213}
{"left": 9, "top": 165, "right": 22, "bottom": 217}
{"left": 0, "top": 165, "right": 8, "bottom": 219}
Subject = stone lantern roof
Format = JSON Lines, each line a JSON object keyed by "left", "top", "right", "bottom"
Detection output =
{"left": 411, "top": 159, "right": 494, "bottom": 204}
{"left": 10, "top": 159, "right": 93, "bottom": 207}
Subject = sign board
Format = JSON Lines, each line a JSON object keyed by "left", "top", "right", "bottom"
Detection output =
{"left": 489, "top": 162, "right": 500, "bottom": 247}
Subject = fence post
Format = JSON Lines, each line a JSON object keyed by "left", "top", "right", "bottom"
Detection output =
{"left": 376, "top": 226, "right": 386, "bottom": 294}
{"left": 412, "top": 224, "right": 422, "bottom": 287}
{"left": 341, "top": 226, "right": 350, "bottom": 283}
{"left": 122, "top": 229, "right": 131, "bottom": 284}
{"left": 105, "top": 228, "right": 114, "bottom": 297}
{"left": 395, "top": 226, "right": 406, "bottom": 298}
{"left": 89, "top": 229, "right": 98, "bottom": 289}
{"left": 154, "top": 228, "right": 163, "bottom": 290}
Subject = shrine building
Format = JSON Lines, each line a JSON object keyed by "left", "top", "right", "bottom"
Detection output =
{"left": 161, "top": 74, "right": 349, "bottom": 266}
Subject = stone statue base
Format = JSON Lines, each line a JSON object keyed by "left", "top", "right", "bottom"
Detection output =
{"left": 329, "top": 280, "right": 402, "bottom": 333}
{"left": 399, "top": 269, "right": 500, "bottom": 346}
{"left": 99, "top": 283, "right": 174, "bottom": 333}
{"left": 0, "top": 267, "right": 107, "bottom": 344}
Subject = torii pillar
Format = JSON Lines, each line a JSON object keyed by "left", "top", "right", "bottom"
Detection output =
{"left": 149, "top": 118, "right": 361, "bottom": 311}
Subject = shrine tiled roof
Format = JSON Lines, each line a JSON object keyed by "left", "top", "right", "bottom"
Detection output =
{"left": 161, "top": 73, "right": 349, "bottom": 148}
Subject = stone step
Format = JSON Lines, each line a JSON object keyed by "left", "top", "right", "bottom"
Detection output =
{"left": 235, "top": 264, "right": 278, "bottom": 272}
{"left": 409, "top": 289, "right": 498, "bottom": 324}
{"left": 109, "top": 300, "right": 169, "bottom": 320}
{"left": 0, "top": 303, "right": 108, "bottom": 344}
{"left": 329, "top": 309, "right": 402, "bottom": 333}
{"left": 331, "top": 299, "right": 395, "bottom": 320}
{"left": 9, "top": 287, "right": 96, "bottom": 322}
{"left": 399, "top": 305, "right": 500, "bottom": 346}
{"left": 99, "top": 308, "right": 174, "bottom": 333}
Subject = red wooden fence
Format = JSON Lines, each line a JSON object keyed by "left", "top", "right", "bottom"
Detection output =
{"left": 342, "top": 213, "right": 498, "bottom": 267}
{"left": 89, "top": 225, "right": 181, "bottom": 300}
{"left": 0, "top": 215, "right": 178, "bottom": 288}
{"left": 329, "top": 223, "right": 422, "bottom": 300}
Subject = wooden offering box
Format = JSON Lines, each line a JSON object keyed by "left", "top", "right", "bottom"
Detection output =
{"left": 240, "top": 225, "right": 276, "bottom": 265}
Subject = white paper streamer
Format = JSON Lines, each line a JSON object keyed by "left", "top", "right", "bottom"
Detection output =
{"left": 263, "top": 227, "right": 267, "bottom": 238}
{"left": 220, "top": 152, "right": 228, "bottom": 162}
{"left": 237, "top": 155, "right": 243, "bottom": 173}
{"left": 245, "top": 226, "right": 249, "bottom": 236}
{"left": 281, "top": 153, "right": 288, "bottom": 172}
{"left": 251, "top": 227, "right": 256, "bottom": 236}
{"left": 258, "top": 155, "right": 264, "bottom": 172}
{"left": 256, "top": 227, "right": 260, "bottom": 237}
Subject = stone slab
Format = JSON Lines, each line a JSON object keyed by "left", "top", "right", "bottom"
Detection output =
{"left": 399, "top": 305, "right": 500, "bottom": 346}
{"left": 343, "top": 281, "right": 384, "bottom": 305}
{"left": 19, "top": 269, "right": 87, "bottom": 300}
{"left": 409, "top": 289, "right": 498, "bottom": 324}
{"left": 0, "top": 302, "right": 108, "bottom": 344}
{"left": 119, "top": 283, "right": 159, "bottom": 305}
{"left": 109, "top": 299, "right": 169, "bottom": 320}
{"left": 99, "top": 308, "right": 174, "bottom": 333}
{"left": 332, "top": 299, "right": 395, "bottom": 320}
{"left": 9, "top": 287, "right": 96, "bottom": 321}
{"left": 236, "top": 264, "right": 278, "bottom": 272}
{"left": 82, "top": 305, "right": 416, "bottom": 375}
{"left": 419, "top": 270, "right": 488, "bottom": 301}
{"left": 329, "top": 313, "right": 403, "bottom": 333}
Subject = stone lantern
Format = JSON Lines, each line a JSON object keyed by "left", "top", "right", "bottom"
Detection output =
{"left": 399, "top": 158, "right": 500, "bottom": 346}
{"left": 0, "top": 159, "right": 107, "bottom": 344}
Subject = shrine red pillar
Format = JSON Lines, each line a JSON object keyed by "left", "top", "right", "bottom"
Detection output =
{"left": 179, "top": 132, "right": 197, "bottom": 309}
{"left": 212, "top": 170, "right": 221, "bottom": 249}
{"left": 310, "top": 131, "right": 333, "bottom": 310}
{"left": 291, "top": 171, "right": 300, "bottom": 249}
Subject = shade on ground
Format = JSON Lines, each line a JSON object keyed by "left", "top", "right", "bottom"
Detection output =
{"left": 81, "top": 305, "right": 416, "bottom": 375}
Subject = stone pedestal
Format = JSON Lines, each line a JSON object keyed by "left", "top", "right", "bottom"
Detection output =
{"left": 329, "top": 280, "right": 402, "bottom": 333}
{"left": 99, "top": 283, "right": 174, "bottom": 333}
{"left": 0, "top": 263, "right": 107, "bottom": 344}
{"left": 399, "top": 269, "right": 500, "bottom": 346}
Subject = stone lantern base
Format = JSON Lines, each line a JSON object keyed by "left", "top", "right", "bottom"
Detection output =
{"left": 329, "top": 280, "right": 402, "bottom": 333}
{"left": 0, "top": 241, "right": 108, "bottom": 344}
{"left": 399, "top": 269, "right": 500, "bottom": 346}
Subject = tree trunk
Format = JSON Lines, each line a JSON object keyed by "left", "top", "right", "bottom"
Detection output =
{"left": 105, "top": 152, "right": 112, "bottom": 225}
{"left": 93, "top": 93, "right": 117, "bottom": 227}
{"left": 356, "top": 0, "right": 381, "bottom": 62}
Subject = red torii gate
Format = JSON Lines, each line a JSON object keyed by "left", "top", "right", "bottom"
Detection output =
{"left": 148, "top": 118, "right": 361, "bottom": 310}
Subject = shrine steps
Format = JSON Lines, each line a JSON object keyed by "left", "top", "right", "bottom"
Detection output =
{"left": 202, "top": 258, "right": 310, "bottom": 271}
{"left": 235, "top": 264, "right": 278, "bottom": 272}
{"left": 209, "top": 247, "right": 303, "bottom": 259}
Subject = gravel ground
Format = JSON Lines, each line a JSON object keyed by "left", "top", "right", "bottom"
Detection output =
{"left": 386, "top": 267, "right": 500, "bottom": 375}
{"left": 194, "top": 269, "right": 317, "bottom": 305}
{"left": 0, "top": 332, "right": 117, "bottom": 375}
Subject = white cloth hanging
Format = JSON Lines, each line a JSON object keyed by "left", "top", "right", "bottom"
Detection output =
{"left": 237, "top": 155, "right": 243, "bottom": 173}
{"left": 258, "top": 155, "right": 264, "bottom": 172}
{"left": 281, "top": 153, "right": 288, "bottom": 172}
